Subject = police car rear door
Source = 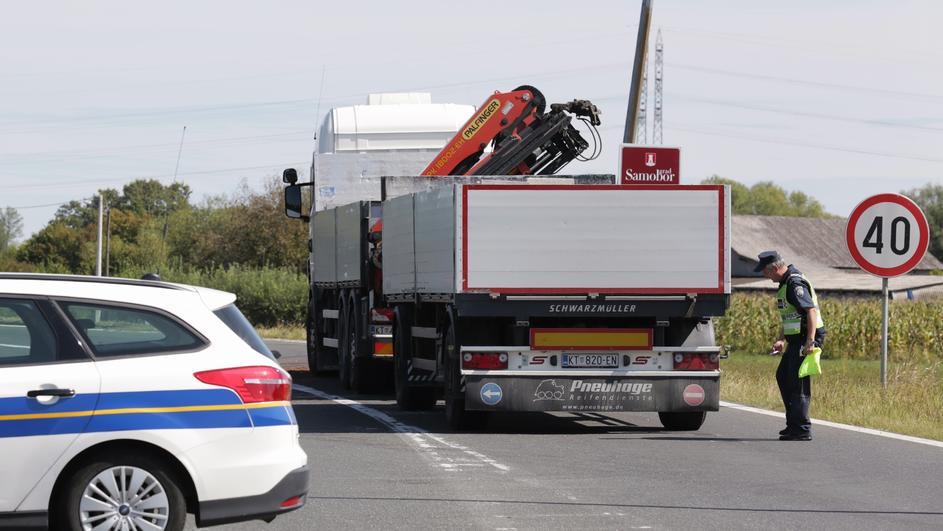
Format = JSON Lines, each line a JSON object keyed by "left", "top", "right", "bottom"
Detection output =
{"left": 0, "top": 297, "right": 100, "bottom": 511}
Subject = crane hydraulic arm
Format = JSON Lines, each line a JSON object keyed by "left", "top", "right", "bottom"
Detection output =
{"left": 420, "top": 85, "right": 601, "bottom": 176}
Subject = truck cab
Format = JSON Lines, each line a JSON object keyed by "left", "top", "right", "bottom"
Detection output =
{"left": 288, "top": 93, "right": 475, "bottom": 386}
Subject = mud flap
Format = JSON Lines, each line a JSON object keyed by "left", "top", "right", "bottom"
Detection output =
{"left": 463, "top": 375, "right": 719, "bottom": 412}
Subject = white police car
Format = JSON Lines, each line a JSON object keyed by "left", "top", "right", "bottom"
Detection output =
{"left": 0, "top": 274, "right": 308, "bottom": 530}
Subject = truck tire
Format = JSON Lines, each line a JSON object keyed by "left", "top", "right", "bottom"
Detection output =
{"left": 344, "top": 299, "right": 374, "bottom": 394}
{"left": 337, "top": 295, "right": 351, "bottom": 389}
{"left": 658, "top": 411, "right": 706, "bottom": 431}
{"left": 305, "top": 297, "right": 322, "bottom": 375}
{"left": 393, "top": 306, "right": 435, "bottom": 410}
{"left": 443, "top": 314, "right": 487, "bottom": 431}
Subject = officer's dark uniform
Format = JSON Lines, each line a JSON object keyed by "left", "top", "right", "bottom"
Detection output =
{"left": 775, "top": 264, "right": 825, "bottom": 438}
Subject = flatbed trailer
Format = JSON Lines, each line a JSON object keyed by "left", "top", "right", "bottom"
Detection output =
{"left": 298, "top": 177, "right": 730, "bottom": 430}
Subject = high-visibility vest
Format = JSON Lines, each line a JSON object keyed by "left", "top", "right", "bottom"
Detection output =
{"left": 778, "top": 273, "right": 825, "bottom": 336}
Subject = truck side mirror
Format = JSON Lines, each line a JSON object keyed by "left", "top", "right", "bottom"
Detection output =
{"left": 282, "top": 168, "right": 298, "bottom": 184}
{"left": 285, "top": 185, "right": 304, "bottom": 219}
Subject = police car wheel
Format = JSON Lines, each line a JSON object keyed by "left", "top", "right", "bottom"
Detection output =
{"left": 59, "top": 453, "right": 186, "bottom": 531}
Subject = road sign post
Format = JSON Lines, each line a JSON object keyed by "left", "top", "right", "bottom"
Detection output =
{"left": 845, "top": 193, "right": 930, "bottom": 388}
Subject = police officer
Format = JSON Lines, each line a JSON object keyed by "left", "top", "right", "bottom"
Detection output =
{"left": 755, "top": 251, "right": 825, "bottom": 441}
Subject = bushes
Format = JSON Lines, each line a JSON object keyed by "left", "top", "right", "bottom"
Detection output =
{"left": 715, "top": 293, "right": 943, "bottom": 362}
{"left": 124, "top": 265, "right": 307, "bottom": 327}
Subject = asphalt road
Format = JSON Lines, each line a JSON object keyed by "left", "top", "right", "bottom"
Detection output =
{"left": 187, "top": 340, "right": 943, "bottom": 530}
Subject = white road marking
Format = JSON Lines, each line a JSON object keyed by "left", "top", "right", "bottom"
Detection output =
{"left": 266, "top": 338, "right": 305, "bottom": 344}
{"left": 720, "top": 400, "right": 943, "bottom": 448}
{"left": 292, "top": 383, "right": 510, "bottom": 472}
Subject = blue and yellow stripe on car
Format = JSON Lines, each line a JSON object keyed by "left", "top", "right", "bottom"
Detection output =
{"left": 0, "top": 389, "right": 295, "bottom": 438}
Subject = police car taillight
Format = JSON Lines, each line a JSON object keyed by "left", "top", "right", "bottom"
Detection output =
{"left": 194, "top": 366, "right": 292, "bottom": 403}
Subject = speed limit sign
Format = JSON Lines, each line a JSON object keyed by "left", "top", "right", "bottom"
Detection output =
{"left": 846, "top": 193, "right": 930, "bottom": 277}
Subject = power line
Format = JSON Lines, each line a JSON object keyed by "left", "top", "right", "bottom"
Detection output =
{"left": 665, "top": 125, "right": 943, "bottom": 164}
{"left": 668, "top": 62, "right": 943, "bottom": 102}
{"left": 7, "top": 201, "right": 71, "bottom": 210}
{"left": 2, "top": 161, "right": 308, "bottom": 191}
{"left": 667, "top": 92, "right": 943, "bottom": 133}
{"left": 0, "top": 130, "right": 310, "bottom": 166}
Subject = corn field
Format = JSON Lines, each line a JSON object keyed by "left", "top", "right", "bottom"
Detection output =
{"left": 715, "top": 293, "right": 943, "bottom": 363}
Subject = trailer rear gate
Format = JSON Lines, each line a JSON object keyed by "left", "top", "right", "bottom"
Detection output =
{"left": 384, "top": 184, "right": 729, "bottom": 296}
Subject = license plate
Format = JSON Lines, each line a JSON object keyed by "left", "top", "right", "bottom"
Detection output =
{"left": 370, "top": 325, "right": 392, "bottom": 336}
{"left": 562, "top": 353, "right": 619, "bottom": 368}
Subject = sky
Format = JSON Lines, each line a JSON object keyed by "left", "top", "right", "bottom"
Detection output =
{"left": 1, "top": 0, "right": 941, "bottom": 239}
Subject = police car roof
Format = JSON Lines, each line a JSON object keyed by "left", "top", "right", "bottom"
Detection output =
{"left": 0, "top": 273, "right": 236, "bottom": 311}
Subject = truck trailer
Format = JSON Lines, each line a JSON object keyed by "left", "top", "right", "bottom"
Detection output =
{"left": 284, "top": 89, "right": 730, "bottom": 430}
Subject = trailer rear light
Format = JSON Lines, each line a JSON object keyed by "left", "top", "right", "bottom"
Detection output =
{"left": 673, "top": 353, "right": 719, "bottom": 371}
{"left": 371, "top": 308, "right": 394, "bottom": 323}
{"left": 194, "top": 365, "right": 292, "bottom": 403}
{"left": 373, "top": 340, "right": 393, "bottom": 357}
{"left": 462, "top": 352, "right": 508, "bottom": 370}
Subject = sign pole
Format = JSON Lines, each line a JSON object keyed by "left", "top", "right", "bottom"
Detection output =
{"left": 881, "top": 277, "right": 888, "bottom": 389}
{"left": 846, "top": 193, "right": 929, "bottom": 389}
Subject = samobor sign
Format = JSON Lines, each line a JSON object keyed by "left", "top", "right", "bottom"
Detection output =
{"left": 846, "top": 193, "right": 930, "bottom": 277}
{"left": 619, "top": 145, "right": 680, "bottom": 185}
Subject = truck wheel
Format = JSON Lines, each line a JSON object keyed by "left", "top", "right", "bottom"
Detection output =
{"left": 338, "top": 297, "right": 351, "bottom": 390}
{"left": 306, "top": 298, "right": 322, "bottom": 375}
{"left": 393, "top": 307, "right": 435, "bottom": 410}
{"left": 658, "top": 411, "right": 706, "bottom": 431}
{"left": 443, "top": 318, "right": 487, "bottom": 431}
{"left": 56, "top": 451, "right": 186, "bottom": 531}
{"left": 345, "top": 300, "right": 374, "bottom": 394}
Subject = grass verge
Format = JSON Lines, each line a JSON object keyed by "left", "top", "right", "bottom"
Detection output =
{"left": 257, "top": 325, "right": 305, "bottom": 341}
{"left": 722, "top": 353, "right": 943, "bottom": 441}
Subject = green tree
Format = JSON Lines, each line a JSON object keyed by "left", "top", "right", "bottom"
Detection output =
{"left": 168, "top": 178, "right": 307, "bottom": 270}
{"left": 116, "top": 180, "right": 191, "bottom": 217}
{"left": 902, "top": 183, "right": 943, "bottom": 261}
{"left": 701, "top": 176, "right": 829, "bottom": 218}
{"left": 19, "top": 180, "right": 192, "bottom": 274}
{"left": 0, "top": 207, "right": 23, "bottom": 253}
{"left": 17, "top": 221, "right": 88, "bottom": 272}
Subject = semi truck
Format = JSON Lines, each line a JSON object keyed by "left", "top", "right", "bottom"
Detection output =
{"left": 283, "top": 88, "right": 730, "bottom": 430}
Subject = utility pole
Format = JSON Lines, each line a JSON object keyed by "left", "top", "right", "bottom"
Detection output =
{"left": 653, "top": 28, "right": 664, "bottom": 145}
{"left": 104, "top": 206, "right": 112, "bottom": 276}
{"left": 636, "top": 65, "right": 648, "bottom": 143}
{"left": 624, "top": 0, "right": 654, "bottom": 144}
{"left": 95, "top": 194, "right": 104, "bottom": 276}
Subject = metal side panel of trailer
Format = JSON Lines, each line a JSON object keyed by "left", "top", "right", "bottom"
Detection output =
{"left": 335, "top": 202, "right": 363, "bottom": 285}
{"left": 312, "top": 209, "right": 337, "bottom": 285}
{"left": 414, "top": 184, "right": 455, "bottom": 294}
{"left": 383, "top": 193, "right": 416, "bottom": 295}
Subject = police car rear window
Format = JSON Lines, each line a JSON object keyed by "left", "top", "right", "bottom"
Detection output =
{"left": 213, "top": 304, "right": 274, "bottom": 360}
{"left": 60, "top": 302, "right": 204, "bottom": 357}
{"left": 0, "top": 299, "right": 57, "bottom": 366}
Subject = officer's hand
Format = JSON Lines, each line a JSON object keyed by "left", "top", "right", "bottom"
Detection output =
{"left": 802, "top": 339, "right": 814, "bottom": 356}
{"left": 770, "top": 339, "right": 785, "bottom": 355}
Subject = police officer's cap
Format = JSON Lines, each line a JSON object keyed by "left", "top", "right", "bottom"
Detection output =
{"left": 753, "top": 250, "right": 782, "bottom": 273}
